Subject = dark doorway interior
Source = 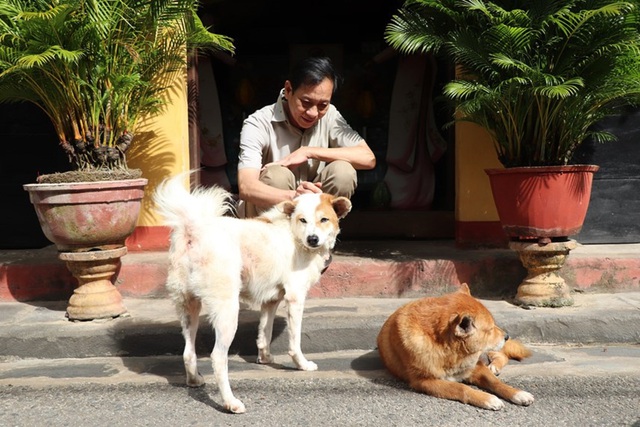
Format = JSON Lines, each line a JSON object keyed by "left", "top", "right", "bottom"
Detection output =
{"left": 0, "top": 103, "right": 68, "bottom": 248}
{"left": 573, "top": 109, "right": 640, "bottom": 244}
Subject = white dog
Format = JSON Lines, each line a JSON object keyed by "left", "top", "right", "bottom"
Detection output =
{"left": 153, "top": 174, "right": 351, "bottom": 413}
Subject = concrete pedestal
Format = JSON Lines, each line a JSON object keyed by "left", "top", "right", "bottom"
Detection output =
{"left": 59, "top": 246, "right": 129, "bottom": 320}
{"left": 509, "top": 239, "right": 577, "bottom": 307}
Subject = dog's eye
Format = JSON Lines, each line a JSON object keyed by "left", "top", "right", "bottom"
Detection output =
{"left": 320, "top": 218, "right": 329, "bottom": 223}
{"left": 300, "top": 218, "right": 307, "bottom": 224}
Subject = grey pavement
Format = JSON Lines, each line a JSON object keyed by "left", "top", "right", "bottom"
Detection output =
{"left": 2, "top": 355, "right": 639, "bottom": 427}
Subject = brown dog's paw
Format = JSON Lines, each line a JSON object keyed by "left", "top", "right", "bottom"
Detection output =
{"left": 488, "top": 362, "right": 501, "bottom": 376}
{"left": 483, "top": 395, "right": 505, "bottom": 411}
{"left": 486, "top": 350, "right": 509, "bottom": 375}
{"left": 511, "top": 390, "right": 535, "bottom": 406}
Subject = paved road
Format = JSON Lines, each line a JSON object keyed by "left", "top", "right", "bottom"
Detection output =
{"left": 1, "top": 375, "right": 638, "bottom": 427}
{"left": 1, "top": 345, "right": 639, "bottom": 426}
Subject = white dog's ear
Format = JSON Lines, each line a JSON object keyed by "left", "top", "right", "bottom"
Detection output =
{"left": 282, "top": 200, "right": 297, "bottom": 217}
{"left": 332, "top": 197, "right": 352, "bottom": 219}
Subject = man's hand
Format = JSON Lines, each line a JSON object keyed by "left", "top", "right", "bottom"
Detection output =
{"left": 268, "top": 147, "right": 310, "bottom": 170}
{"left": 295, "top": 181, "right": 322, "bottom": 197}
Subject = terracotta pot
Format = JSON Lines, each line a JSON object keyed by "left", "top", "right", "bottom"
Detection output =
{"left": 24, "top": 178, "right": 148, "bottom": 252}
{"left": 485, "top": 165, "right": 599, "bottom": 240}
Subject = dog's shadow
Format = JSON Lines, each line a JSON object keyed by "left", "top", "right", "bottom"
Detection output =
{"left": 115, "top": 311, "right": 293, "bottom": 413}
{"left": 350, "top": 348, "right": 411, "bottom": 392}
{"left": 186, "top": 384, "right": 228, "bottom": 413}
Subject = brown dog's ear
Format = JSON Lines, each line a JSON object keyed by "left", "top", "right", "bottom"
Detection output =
{"left": 332, "top": 196, "right": 352, "bottom": 219}
{"left": 454, "top": 315, "right": 476, "bottom": 337}
{"left": 458, "top": 283, "right": 471, "bottom": 295}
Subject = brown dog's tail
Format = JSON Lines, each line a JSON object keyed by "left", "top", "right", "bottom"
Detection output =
{"left": 502, "top": 339, "right": 532, "bottom": 361}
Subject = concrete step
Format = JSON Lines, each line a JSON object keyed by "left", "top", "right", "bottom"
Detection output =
{"left": 1, "top": 241, "right": 640, "bottom": 302}
{"left": 1, "top": 293, "right": 639, "bottom": 361}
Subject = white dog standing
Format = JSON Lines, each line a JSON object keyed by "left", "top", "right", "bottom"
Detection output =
{"left": 153, "top": 174, "right": 351, "bottom": 413}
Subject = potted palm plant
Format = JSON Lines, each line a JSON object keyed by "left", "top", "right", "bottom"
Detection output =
{"left": 385, "top": 0, "right": 640, "bottom": 243}
{"left": 0, "top": 0, "right": 233, "bottom": 251}
{"left": 0, "top": 0, "right": 233, "bottom": 319}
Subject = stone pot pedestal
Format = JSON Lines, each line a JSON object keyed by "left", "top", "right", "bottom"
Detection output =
{"left": 59, "top": 247, "right": 129, "bottom": 321}
{"left": 509, "top": 239, "right": 577, "bottom": 307}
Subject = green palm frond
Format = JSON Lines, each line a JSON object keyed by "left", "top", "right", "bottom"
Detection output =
{"left": 386, "top": 0, "right": 640, "bottom": 166}
{"left": 0, "top": 0, "right": 234, "bottom": 172}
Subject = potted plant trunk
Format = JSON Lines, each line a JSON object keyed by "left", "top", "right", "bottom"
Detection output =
{"left": 0, "top": 0, "right": 233, "bottom": 319}
{"left": 385, "top": 0, "right": 640, "bottom": 305}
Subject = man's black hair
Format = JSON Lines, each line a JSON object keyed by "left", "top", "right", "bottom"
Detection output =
{"left": 289, "top": 56, "right": 341, "bottom": 94}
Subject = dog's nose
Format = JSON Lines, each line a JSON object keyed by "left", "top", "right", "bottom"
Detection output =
{"left": 307, "top": 235, "right": 319, "bottom": 247}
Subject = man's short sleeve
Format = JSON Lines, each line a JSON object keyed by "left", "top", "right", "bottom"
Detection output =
{"left": 328, "top": 108, "right": 363, "bottom": 148}
{"left": 238, "top": 110, "right": 270, "bottom": 170}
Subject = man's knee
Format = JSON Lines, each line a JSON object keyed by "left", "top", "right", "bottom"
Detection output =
{"left": 317, "top": 160, "right": 357, "bottom": 198}
{"left": 260, "top": 164, "right": 296, "bottom": 190}
{"left": 241, "top": 165, "right": 295, "bottom": 219}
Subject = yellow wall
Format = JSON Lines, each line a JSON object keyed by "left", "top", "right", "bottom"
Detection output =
{"left": 127, "top": 75, "right": 191, "bottom": 227}
{"left": 455, "top": 121, "right": 502, "bottom": 222}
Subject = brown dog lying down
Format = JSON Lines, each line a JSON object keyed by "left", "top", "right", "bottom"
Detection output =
{"left": 377, "top": 284, "right": 534, "bottom": 410}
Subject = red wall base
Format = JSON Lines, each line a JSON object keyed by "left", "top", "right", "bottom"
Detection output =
{"left": 126, "top": 226, "right": 171, "bottom": 251}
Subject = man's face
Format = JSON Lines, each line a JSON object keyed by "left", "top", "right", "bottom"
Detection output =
{"left": 284, "top": 78, "right": 334, "bottom": 130}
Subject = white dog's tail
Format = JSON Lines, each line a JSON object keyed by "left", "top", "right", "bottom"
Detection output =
{"left": 153, "top": 172, "right": 235, "bottom": 234}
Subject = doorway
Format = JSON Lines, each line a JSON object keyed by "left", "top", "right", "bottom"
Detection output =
{"left": 196, "top": 0, "right": 456, "bottom": 238}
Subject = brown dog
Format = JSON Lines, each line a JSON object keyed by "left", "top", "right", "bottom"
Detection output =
{"left": 377, "top": 284, "right": 534, "bottom": 410}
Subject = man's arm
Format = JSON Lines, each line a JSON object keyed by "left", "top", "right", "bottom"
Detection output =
{"left": 270, "top": 141, "right": 376, "bottom": 170}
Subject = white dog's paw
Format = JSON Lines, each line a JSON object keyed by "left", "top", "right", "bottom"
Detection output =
{"left": 256, "top": 353, "right": 273, "bottom": 364}
{"left": 483, "top": 395, "right": 505, "bottom": 411}
{"left": 298, "top": 360, "right": 318, "bottom": 371}
{"left": 186, "top": 373, "right": 205, "bottom": 387}
{"left": 226, "top": 398, "right": 246, "bottom": 414}
{"left": 511, "top": 390, "right": 535, "bottom": 406}
{"left": 290, "top": 351, "right": 318, "bottom": 371}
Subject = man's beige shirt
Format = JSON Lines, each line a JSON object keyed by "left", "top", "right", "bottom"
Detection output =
{"left": 238, "top": 90, "right": 363, "bottom": 183}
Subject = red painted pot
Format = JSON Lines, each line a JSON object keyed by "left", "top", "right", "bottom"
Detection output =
{"left": 485, "top": 165, "right": 599, "bottom": 240}
{"left": 24, "top": 178, "right": 148, "bottom": 252}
